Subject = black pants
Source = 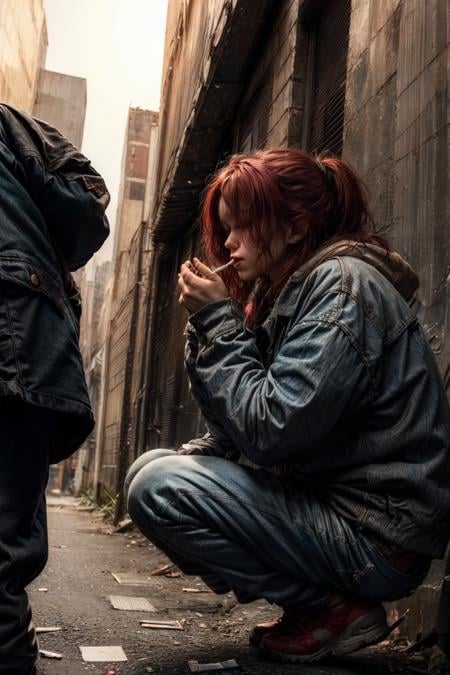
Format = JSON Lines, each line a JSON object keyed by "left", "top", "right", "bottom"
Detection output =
{"left": 0, "top": 397, "right": 53, "bottom": 674}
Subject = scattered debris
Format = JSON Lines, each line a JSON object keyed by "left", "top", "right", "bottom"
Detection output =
{"left": 140, "top": 619, "right": 184, "bottom": 631}
{"left": 188, "top": 659, "right": 240, "bottom": 672}
{"left": 428, "top": 644, "right": 450, "bottom": 672}
{"left": 39, "top": 649, "right": 62, "bottom": 660}
{"left": 165, "top": 570, "right": 182, "bottom": 577}
{"left": 36, "top": 626, "right": 62, "bottom": 634}
{"left": 183, "top": 587, "right": 212, "bottom": 594}
{"left": 109, "top": 595, "right": 157, "bottom": 612}
{"left": 114, "top": 518, "right": 134, "bottom": 533}
{"left": 149, "top": 563, "right": 175, "bottom": 576}
{"left": 52, "top": 544, "right": 67, "bottom": 549}
{"left": 111, "top": 572, "right": 153, "bottom": 586}
{"left": 405, "top": 631, "right": 438, "bottom": 653}
{"left": 37, "top": 587, "right": 48, "bottom": 592}
{"left": 79, "top": 646, "right": 127, "bottom": 662}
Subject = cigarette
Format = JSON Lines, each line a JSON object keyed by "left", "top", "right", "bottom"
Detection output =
{"left": 212, "top": 260, "right": 234, "bottom": 273}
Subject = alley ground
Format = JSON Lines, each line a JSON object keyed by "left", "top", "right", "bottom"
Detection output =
{"left": 30, "top": 496, "right": 431, "bottom": 675}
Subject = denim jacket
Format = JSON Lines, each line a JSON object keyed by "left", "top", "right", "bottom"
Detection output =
{"left": 0, "top": 104, "right": 109, "bottom": 461}
{"left": 184, "top": 241, "right": 450, "bottom": 558}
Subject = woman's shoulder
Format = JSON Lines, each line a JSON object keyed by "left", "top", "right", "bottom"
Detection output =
{"left": 277, "top": 255, "right": 417, "bottom": 342}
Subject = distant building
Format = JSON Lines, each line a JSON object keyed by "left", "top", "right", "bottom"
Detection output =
{"left": 113, "top": 108, "right": 159, "bottom": 261}
{"left": 88, "top": 107, "right": 159, "bottom": 506}
{"left": 73, "top": 260, "right": 111, "bottom": 496}
{"left": 0, "top": 0, "right": 47, "bottom": 112}
{"left": 33, "top": 70, "right": 87, "bottom": 148}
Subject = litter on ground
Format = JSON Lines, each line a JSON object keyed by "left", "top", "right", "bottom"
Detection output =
{"left": 79, "top": 645, "right": 127, "bottom": 662}
{"left": 108, "top": 595, "right": 157, "bottom": 611}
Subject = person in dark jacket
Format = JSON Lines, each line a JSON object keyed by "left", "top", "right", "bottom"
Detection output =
{"left": 0, "top": 104, "right": 109, "bottom": 674}
{"left": 125, "top": 149, "right": 450, "bottom": 664}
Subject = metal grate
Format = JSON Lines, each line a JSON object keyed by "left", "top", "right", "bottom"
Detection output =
{"left": 308, "top": 0, "right": 351, "bottom": 157}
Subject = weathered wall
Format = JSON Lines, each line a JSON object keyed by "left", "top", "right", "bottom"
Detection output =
{"left": 0, "top": 0, "right": 47, "bottom": 112}
{"left": 232, "top": 0, "right": 304, "bottom": 150}
{"left": 344, "top": 0, "right": 449, "bottom": 639}
{"left": 33, "top": 70, "right": 87, "bottom": 148}
{"left": 344, "top": 0, "right": 449, "bottom": 392}
{"left": 154, "top": 0, "right": 235, "bottom": 214}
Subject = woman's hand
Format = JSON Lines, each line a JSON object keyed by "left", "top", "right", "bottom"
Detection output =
{"left": 178, "top": 258, "right": 228, "bottom": 315}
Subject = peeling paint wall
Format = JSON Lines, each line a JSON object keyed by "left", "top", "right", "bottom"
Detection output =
{"left": 0, "top": 0, "right": 47, "bottom": 112}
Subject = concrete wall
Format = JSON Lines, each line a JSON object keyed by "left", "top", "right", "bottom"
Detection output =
{"left": 0, "top": 0, "right": 47, "bottom": 112}
{"left": 33, "top": 70, "right": 87, "bottom": 148}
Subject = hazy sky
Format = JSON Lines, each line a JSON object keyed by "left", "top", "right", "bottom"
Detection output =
{"left": 43, "top": 0, "right": 168, "bottom": 264}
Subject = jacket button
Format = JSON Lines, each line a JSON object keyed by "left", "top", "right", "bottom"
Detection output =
{"left": 30, "top": 273, "right": 40, "bottom": 287}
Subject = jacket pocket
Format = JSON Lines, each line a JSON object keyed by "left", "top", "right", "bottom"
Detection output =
{"left": 0, "top": 255, "right": 72, "bottom": 323}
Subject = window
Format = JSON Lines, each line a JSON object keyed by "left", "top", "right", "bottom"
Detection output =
{"left": 127, "top": 180, "right": 145, "bottom": 201}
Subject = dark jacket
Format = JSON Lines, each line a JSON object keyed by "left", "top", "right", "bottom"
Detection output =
{"left": 184, "top": 241, "right": 450, "bottom": 558}
{"left": 0, "top": 104, "right": 109, "bottom": 461}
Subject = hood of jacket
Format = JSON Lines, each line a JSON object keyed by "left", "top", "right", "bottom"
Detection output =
{"left": 291, "top": 239, "right": 419, "bottom": 303}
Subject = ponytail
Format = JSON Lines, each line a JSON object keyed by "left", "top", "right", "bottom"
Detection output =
{"left": 317, "top": 155, "right": 386, "bottom": 247}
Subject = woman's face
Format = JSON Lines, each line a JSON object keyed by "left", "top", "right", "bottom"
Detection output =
{"left": 218, "top": 197, "right": 297, "bottom": 283}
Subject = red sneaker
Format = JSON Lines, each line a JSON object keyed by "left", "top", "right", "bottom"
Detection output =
{"left": 249, "top": 607, "right": 300, "bottom": 646}
{"left": 260, "top": 599, "right": 390, "bottom": 663}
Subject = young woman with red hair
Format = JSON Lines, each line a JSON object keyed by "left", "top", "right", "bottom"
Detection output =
{"left": 126, "top": 149, "right": 450, "bottom": 664}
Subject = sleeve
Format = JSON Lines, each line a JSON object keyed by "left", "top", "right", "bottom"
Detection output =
{"left": 183, "top": 305, "right": 241, "bottom": 458}
{"left": 177, "top": 431, "right": 239, "bottom": 459}
{"left": 186, "top": 298, "right": 371, "bottom": 466}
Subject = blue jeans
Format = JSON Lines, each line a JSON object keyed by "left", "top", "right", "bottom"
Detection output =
{"left": 126, "top": 450, "right": 429, "bottom": 612}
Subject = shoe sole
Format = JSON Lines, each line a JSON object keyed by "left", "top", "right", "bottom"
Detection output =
{"left": 259, "top": 607, "right": 390, "bottom": 664}
{"left": 333, "top": 607, "right": 391, "bottom": 655}
{"left": 260, "top": 639, "right": 338, "bottom": 664}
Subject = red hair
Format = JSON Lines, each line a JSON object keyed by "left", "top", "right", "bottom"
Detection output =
{"left": 201, "top": 148, "right": 388, "bottom": 325}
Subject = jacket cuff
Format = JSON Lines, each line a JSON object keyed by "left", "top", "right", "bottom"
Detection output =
{"left": 187, "top": 299, "right": 243, "bottom": 343}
